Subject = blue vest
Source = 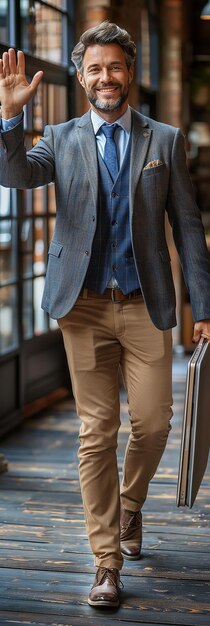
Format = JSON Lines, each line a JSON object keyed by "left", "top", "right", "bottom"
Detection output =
{"left": 84, "top": 138, "right": 140, "bottom": 294}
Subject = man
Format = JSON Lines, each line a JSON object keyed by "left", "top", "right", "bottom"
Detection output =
{"left": 0, "top": 21, "right": 210, "bottom": 609}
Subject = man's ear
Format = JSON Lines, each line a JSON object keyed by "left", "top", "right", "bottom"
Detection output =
{"left": 77, "top": 71, "right": 85, "bottom": 88}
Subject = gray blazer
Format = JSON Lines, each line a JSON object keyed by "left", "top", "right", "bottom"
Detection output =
{"left": 1, "top": 108, "right": 210, "bottom": 330}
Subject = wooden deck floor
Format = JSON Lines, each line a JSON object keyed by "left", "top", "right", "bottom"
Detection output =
{"left": 0, "top": 355, "right": 209, "bottom": 626}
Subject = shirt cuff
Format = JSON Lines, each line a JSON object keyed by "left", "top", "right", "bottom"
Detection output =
{"left": 1, "top": 112, "right": 23, "bottom": 131}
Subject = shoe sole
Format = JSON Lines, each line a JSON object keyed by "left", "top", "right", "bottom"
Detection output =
{"left": 88, "top": 598, "right": 120, "bottom": 607}
{"left": 121, "top": 552, "right": 141, "bottom": 560}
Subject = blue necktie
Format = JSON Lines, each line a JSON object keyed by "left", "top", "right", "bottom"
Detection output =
{"left": 101, "top": 123, "right": 119, "bottom": 181}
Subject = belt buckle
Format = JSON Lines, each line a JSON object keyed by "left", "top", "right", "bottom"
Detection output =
{"left": 111, "top": 288, "right": 120, "bottom": 303}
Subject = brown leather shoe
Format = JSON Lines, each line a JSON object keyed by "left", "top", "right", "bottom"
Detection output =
{"left": 120, "top": 507, "right": 142, "bottom": 560}
{"left": 88, "top": 567, "right": 121, "bottom": 607}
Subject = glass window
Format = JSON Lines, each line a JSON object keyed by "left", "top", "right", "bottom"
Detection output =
{"left": 48, "top": 217, "right": 56, "bottom": 243}
{"left": 0, "top": 0, "right": 8, "bottom": 44}
{"left": 0, "top": 0, "right": 73, "bottom": 358}
{"left": 0, "top": 285, "right": 18, "bottom": 352}
{"left": 22, "top": 189, "right": 33, "bottom": 215}
{"left": 22, "top": 254, "right": 33, "bottom": 278}
{"left": 0, "top": 219, "right": 17, "bottom": 283}
{"left": 33, "top": 187, "right": 46, "bottom": 214}
{"left": 23, "top": 280, "right": 33, "bottom": 339}
{"left": 47, "top": 84, "right": 68, "bottom": 124}
{"left": 33, "top": 276, "right": 47, "bottom": 334}
{"left": 33, "top": 83, "right": 44, "bottom": 131}
{"left": 0, "top": 187, "right": 11, "bottom": 217}
{"left": 20, "top": 1, "right": 68, "bottom": 64}
{"left": 48, "top": 184, "right": 56, "bottom": 215}
{"left": 34, "top": 217, "right": 46, "bottom": 275}
{"left": 21, "top": 218, "right": 33, "bottom": 253}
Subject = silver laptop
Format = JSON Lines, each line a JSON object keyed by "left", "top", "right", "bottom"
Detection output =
{"left": 177, "top": 338, "right": 210, "bottom": 508}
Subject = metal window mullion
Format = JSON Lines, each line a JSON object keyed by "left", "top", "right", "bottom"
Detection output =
{"left": 62, "top": 12, "right": 68, "bottom": 65}
{"left": 8, "top": 0, "right": 19, "bottom": 48}
{"left": 33, "top": 0, "right": 68, "bottom": 17}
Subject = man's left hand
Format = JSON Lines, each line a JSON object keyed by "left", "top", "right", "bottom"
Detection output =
{"left": 193, "top": 320, "right": 210, "bottom": 343}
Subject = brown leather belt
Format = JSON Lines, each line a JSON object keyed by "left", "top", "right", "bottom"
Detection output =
{"left": 80, "top": 288, "right": 142, "bottom": 303}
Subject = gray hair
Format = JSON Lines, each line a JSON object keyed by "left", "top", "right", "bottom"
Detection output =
{"left": 71, "top": 20, "right": 136, "bottom": 74}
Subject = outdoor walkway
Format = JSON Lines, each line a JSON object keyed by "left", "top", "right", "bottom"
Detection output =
{"left": 0, "top": 354, "right": 209, "bottom": 625}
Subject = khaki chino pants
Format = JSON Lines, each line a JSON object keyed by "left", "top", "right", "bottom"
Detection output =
{"left": 58, "top": 294, "right": 173, "bottom": 569}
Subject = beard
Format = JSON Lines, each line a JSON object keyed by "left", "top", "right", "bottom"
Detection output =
{"left": 84, "top": 83, "right": 129, "bottom": 112}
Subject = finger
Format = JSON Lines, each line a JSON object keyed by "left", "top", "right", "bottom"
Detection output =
{"left": 2, "top": 51, "right": 9, "bottom": 76}
{"left": 201, "top": 333, "right": 210, "bottom": 342}
{"left": 8, "top": 48, "right": 17, "bottom": 75}
{"left": 192, "top": 327, "right": 201, "bottom": 343}
{"left": 0, "top": 58, "right": 4, "bottom": 77}
{"left": 30, "top": 71, "right": 44, "bottom": 94}
{"left": 17, "top": 50, "right": 25, "bottom": 76}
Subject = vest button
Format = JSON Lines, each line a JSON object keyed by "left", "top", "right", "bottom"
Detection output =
{"left": 92, "top": 216, "right": 96, "bottom": 222}
{"left": 112, "top": 242, "right": 117, "bottom": 249}
{"left": 112, "top": 264, "right": 117, "bottom": 271}
{"left": 85, "top": 250, "right": 90, "bottom": 256}
{"left": 111, "top": 219, "right": 117, "bottom": 226}
{"left": 111, "top": 192, "right": 117, "bottom": 198}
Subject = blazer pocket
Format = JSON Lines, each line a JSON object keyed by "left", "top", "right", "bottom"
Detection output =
{"left": 142, "top": 163, "right": 165, "bottom": 178}
{"left": 159, "top": 248, "right": 171, "bottom": 263}
{"left": 48, "top": 240, "right": 63, "bottom": 257}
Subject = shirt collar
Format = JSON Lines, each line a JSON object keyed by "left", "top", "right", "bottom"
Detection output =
{"left": 91, "top": 106, "right": 131, "bottom": 135}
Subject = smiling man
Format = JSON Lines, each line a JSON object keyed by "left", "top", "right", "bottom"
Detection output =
{"left": 0, "top": 20, "right": 210, "bottom": 609}
{"left": 77, "top": 42, "right": 133, "bottom": 116}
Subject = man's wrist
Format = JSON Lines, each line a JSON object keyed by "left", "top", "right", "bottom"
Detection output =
{"left": 1, "top": 108, "right": 23, "bottom": 120}
{"left": 1, "top": 111, "right": 23, "bottom": 131}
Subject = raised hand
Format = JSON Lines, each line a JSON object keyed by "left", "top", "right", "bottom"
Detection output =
{"left": 0, "top": 48, "right": 43, "bottom": 119}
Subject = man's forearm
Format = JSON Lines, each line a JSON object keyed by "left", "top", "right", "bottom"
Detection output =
{"left": 0, "top": 119, "right": 55, "bottom": 189}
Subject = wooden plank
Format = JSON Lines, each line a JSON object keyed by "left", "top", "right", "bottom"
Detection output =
{"left": 0, "top": 614, "right": 171, "bottom": 626}
{"left": 0, "top": 483, "right": 209, "bottom": 515}
{"left": 0, "top": 498, "right": 209, "bottom": 528}
{"left": 0, "top": 571, "right": 209, "bottom": 625}
{"left": 0, "top": 528, "right": 210, "bottom": 552}
{"left": 0, "top": 615, "right": 209, "bottom": 626}
{"left": 0, "top": 547, "right": 209, "bottom": 580}
{"left": 0, "top": 613, "right": 208, "bottom": 626}
{"left": 1, "top": 523, "right": 210, "bottom": 551}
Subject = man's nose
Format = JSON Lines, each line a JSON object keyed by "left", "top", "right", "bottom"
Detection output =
{"left": 100, "top": 68, "right": 112, "bottom": 82}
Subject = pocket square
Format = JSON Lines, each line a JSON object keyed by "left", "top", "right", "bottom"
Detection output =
{"left": 143, "top": 159, "right": 163, "bottom": 170}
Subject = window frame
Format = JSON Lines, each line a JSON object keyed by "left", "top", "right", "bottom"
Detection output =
{"left": 0, "top": 0, "right": 74, "bottom": 431}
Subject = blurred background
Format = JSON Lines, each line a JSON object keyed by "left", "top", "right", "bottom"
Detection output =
{"left": 0, "top": 0, "right": 210, "bottom": 436}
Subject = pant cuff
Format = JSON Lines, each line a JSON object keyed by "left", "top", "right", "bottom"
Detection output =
{"left": 94, "top": 556, "right": 123, "bottom": 570}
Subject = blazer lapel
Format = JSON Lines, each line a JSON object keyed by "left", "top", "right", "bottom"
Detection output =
{"left": 76, "top": 112, "right": 98, "bottom": 208}
{"left": 130, "top": 109, "right": 152, "bottom": 214}
{"left": 75, "top": 109, "right": 152, "bottom": 214}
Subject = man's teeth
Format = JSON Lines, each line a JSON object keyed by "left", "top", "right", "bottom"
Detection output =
{"left": 99, "top": 88, "right": 116, "bottom": 92}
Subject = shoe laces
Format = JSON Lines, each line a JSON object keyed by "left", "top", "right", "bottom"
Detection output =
{"left": 96, "top": 567, "right": 124, "bottom": 589}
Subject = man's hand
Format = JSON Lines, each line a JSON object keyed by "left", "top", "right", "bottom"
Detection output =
{"left": 0, "top": 48, "right": 43, "bottom": 119}
{"left": 193, "top": 320, "right": 210, "bottom": 343}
